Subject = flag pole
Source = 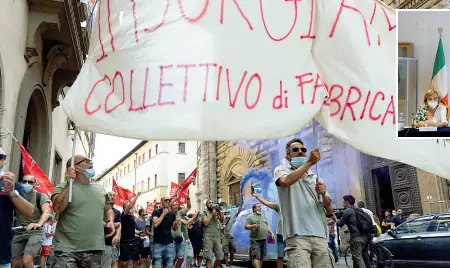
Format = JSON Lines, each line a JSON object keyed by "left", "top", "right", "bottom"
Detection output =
{"left": 68, "top": 126, "right": 77, "bottom": 202}
{"left": 312, "top": 119, "right": 321, "bottom": 200}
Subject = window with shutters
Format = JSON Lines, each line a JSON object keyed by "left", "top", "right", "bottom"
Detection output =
{"left": 155, "top": 174, "right": 158, "bottom": 186}
{"left": 178, "top": 173, "right": 185, "bottom": 185}
{"left": 178, "top": 142, "right": 186, "bottom": 153}
{"left": 155, "top": 144, "right": 159, "bottom": 154}
{"left": 229, "top": 182, "right": 241, "bottom": 206}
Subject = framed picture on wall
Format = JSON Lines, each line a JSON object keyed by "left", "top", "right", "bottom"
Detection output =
{"left": 398, "top": 42, "right": 414, "bottom": 58}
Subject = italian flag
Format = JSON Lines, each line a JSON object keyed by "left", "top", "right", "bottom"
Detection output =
{"left": 432, "top": 37, "right": 448, "bottom": 105}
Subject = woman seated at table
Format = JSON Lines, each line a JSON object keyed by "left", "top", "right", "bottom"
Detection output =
{"left": 413, "top": 89, "right": 448, "bottom": 127}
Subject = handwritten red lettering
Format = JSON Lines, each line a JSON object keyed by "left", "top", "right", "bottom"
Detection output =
{"left": 301, "top": 0, "right": 316, "bottom": 39}
{"left": 369, "top": 91, "right": 384, "bottom": 120}
{"left": 311, "top": 74, "right": 327, "bottom": 104}
{"left": 105, "top": 71, "right": 125, "bottom": 113}
{"left": 128, "top": 69, "right": 143, "bottom": 111}
{"left": 96, "top": 1, "right": 108, "bottom": 62}
{"left": 381, "top": 95, "right": 395, "bottom": 125}
{"left": 144, "top": 0, "right": 170, "bottom": 33}
{"left": 85, "top": 75, "right": 111, "bottom": 115}
{"left": 107, "top": 0, "right": 116, "bottom": 52}
{"left": 340, "top": 86, "right": 361, "bottom": 121}
{"left": 158, "top": 65, "right": 175, "bottom": 106}
{"left": 323, "top": 84, "right": 343, "bottom": 117}
{"left": 244, "top": 73, "right": 262, "bottom": 109}
{"left": 260, "top": 0, "right": 300, "bottom": 41}
{"left": 330, "top": 0, "right": 371, "bottom": 46}
{"left": 177, "top": 64, "right": 196, "bottom": 103}
{"left": 226, "top": 69, "right": 247, "bottom": 108}
{"left": 143, "top": 67, "right": 156, "bottom": 108}
{"left": 130, "top": 0, "right": 139, "bottom": 45}
{"left": 199, "top": 63, "right": 218, "bottom": 102}
{"left": 359, "top": 90, "right": 371, "bottom": 120}
{"left": 296, "top": 72, "right": 314, "bottom": 104}
{"left": 178, "top": 0, "right": 209, "bottom": 23}
{"left": 220, "top": 0, "right": 254, "bottom": 30}
{"left": 272, "top": 81, "right": 286, "bottom": 109}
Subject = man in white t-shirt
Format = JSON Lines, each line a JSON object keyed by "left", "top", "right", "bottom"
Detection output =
{"left": 40, "top": 215, "right": 56, "bottom": 268}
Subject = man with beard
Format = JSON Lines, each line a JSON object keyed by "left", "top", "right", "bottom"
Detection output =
{"left": 245, "top": 204, "right": 275, "bottom": 268}
{"left": 135, "top": 208, "right": 150, "bottom": 268}
{"left": 12, "top": 174, "right": 51, "bottom": 268}
{"left": 101, "top": 191, "right": 122, "bottom": 268}
{"left": 201, "top": 199, "right": 224, "bottom": 268}
{"left": 0, "top": 148, "right": 34, "bottom": 268}
{"left": 152, "top": 196, "right": 178, "bottom": 268}
{"left": 51, "top": 155, "right": 115, "bottom": 267}
{"left": 119, "top": 192, "right": 141, "bottom": 268}
{"left": 273, "top": 139, "right": 333, "bottom": 268}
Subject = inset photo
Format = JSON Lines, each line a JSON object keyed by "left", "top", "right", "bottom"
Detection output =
{"left": 397, "top": 10, "right": 450, "bottom": 138}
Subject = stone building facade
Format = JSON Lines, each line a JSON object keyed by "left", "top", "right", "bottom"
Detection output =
{"left": 382, "top": 0, "right": 450, "bottom": 8}
{"left": 0, "top": 0, "right": 94, "bottom": 184}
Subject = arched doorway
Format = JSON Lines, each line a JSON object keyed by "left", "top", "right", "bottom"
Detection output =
{"left": 10, "top": 63, "right": 51, "bottom": 178}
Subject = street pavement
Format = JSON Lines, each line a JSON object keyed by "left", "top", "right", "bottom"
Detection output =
{"left": 230, "top": 259, "right": 351, "bottom": 267}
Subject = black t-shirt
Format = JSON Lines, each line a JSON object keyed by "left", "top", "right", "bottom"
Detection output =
{"left": 0, "top": 190, "right": 14, "bottom": 264}
{"left": 105, "top": 208, "right": 121, "bottom": 246}
{"left": 152, "top": 208, "right": 176, "bottom": 245}
{"left": 121, "top": 212, "right": 136, "bottom": 241}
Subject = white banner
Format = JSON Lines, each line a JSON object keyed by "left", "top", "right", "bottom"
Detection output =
{"left": 62, "top": 0, "right": 450, "bottom": 179}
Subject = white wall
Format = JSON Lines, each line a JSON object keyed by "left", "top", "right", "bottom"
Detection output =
{"left": 398, "top": 10, "right": 450, "bottom": 104}
{"left": 0, "top": 0, "right": 28, "bottom": 161}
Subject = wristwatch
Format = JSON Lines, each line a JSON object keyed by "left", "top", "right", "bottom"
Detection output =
{"left": 9, "top": 190, "right": 19, "bottom": 199}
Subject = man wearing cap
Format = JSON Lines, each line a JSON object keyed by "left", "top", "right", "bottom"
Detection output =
{"left": 51, "top": 155, "right": 115, "bottom": 267}
{"left": 152, "top": 196, "right": 178, "bottom": 268}
{"left": 202, "top": 199, "right": 224, "bottom": 268}
{"left": 0, "top": 148, "right": 34, "bottom": 268}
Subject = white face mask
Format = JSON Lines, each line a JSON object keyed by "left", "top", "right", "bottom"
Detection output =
{"left": 428, "top": 101, "right": 438, "bottom": 109}
{"left": 256, "top": 211, "right": 262, "bottom": 215}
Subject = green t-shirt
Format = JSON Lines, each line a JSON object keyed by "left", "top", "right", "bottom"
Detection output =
{"left": 178, "top": 211, "right": 189, "bottom": 240}
{"left": 273, "top": 203, "right": 282, "bottom": 236}
{"left": 172, "top": 210, "right": 184, "bottom": 239}
{"left": 221, "top": 217, "right": 233, "bottom": 238}
{"left": 52, "top": 182, "right": 110, "bottom": 252}
{"left": 245, "top": 214, "right": 269, "bottom": 241}
{"left": 15, "top": 191, "right": 50, "bottom": 234}
{"left": 202, "top": 209, "right": 220, "bottom": 237}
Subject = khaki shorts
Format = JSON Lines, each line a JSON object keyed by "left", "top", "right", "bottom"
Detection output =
{"left": 203, "top": 236, "right": 224, "bottom": 260}
{"left": 101, "top": 245, "right": 119, "bottom": 268}
{"left": 221, "top": 237, "right": 236, "bottom": 255}
{"left": 12, "top": 232, "right": 43, "bottom": 259}
{"left": 285, "top": 236, "right": 335, "bottom": 268}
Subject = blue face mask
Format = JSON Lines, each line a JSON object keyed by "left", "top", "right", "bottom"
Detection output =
{"left": 290, "top": 157, "right": 308, "bottom": 168}
{"left": 22, "top": 184, "right": 34, "bottom": 193}
{"left": 84, "top": 168, "right": 96, "bottom": 180}
{"left": 0, "top": 168, "right": 4, "bottom": 176}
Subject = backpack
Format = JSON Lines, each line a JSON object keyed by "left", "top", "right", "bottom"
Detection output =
{"left": 350, "top": 207, "right": 373, "bottom": 234}
{"left": 36, "top": 192, "right": 42, "bottom": 215}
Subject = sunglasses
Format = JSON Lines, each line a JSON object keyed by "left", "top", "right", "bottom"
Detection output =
{"left": 0, "top": 154, "right": 6, "bottom": 160}
{"left": 292, "top": 147, "right": 307, "bottom": 153}
{"left": 164, "top": 199, "right": 171, "bottom": 202}
{"left": 75, "top": 158, "right": 92, "bottom": 166}
{"left": 21, "top": 180, "right": 35, "bottom": 185}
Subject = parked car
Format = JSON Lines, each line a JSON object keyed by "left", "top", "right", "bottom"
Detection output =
{"left": 373, "top": 213, "right": 450, "bottom": 267}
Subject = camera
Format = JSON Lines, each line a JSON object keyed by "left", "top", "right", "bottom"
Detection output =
{"left": 333, "top": 208, "right": 346, "bottom": 219}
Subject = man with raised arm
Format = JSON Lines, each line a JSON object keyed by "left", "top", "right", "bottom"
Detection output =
{"left": 251, "top": 192, "right": 285, "bottom": 268}
{"left": 51, "top": 155, "right": 115, "bottom": 267}
{"left": 0, "top": 147, "right": 34, "bottom": 268}
{"left": 152, "top": 196, "right": 178, "bottom": 268}
{"left": 101, "top": 191, "right": 122, "bottom": 268}
{"left": 119, "top": 192, "right": 141, "bottom": 268}
{"left": 274, "top": 138, "right": 334, "bottom": 268}
{"left": 201, "top": 199, "right": 224, "bottom": 268}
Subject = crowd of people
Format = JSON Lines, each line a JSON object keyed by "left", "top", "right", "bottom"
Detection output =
{"left": 1, "top": 137, "right": 413, "bottom": 268}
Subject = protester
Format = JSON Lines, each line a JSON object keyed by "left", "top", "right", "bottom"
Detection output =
{"left": 245, "top": 204, "right": 275, "bottom": 268}
{"left": 51, "top": 155, "right": 115, "bottom": 267}
{"left": 136, "top": 208, "right": 150, "bottom": 268}
{"left": 273, "top": 138, "right": 333, "bottom": 268}
{"left": 188, "top": 215, "right": 203, "bottom": 268}
{"left": 147, "top": 202, "right": 162, "bottom": 267}
{"left": 152, "top": 196, "right": 178, "bottom": 268}
{"left": 12, "top": 174, "right": 51, "bottom": 268}
{"left": 173, "top": 198, "right": 197, "bottom": 268}
{"left": 391, "top": 209, "right": 406, "bottom": 228}
{"left": 251, "top": 192, "right": 284, "bottom": 268}
{"left": 101, "top": 191, "right": 121, "bottom": 268}
{"left": 381, "top": 209, "right": 393, "bottom": 233}
{"left": 171, "top": 202, "right": 185, "bottom": 268}
{"left": 119, "top": 193, "right": 141, "bottom": 268}
{"left": 0, "top": 147, "right": 34, "bottom": 268}
{"left": 326, "top": 216, "right": 339, "bottom": 265}
{"left": 40, "top": 215, "right": 55, "bottom": 268}
{"left": 219, "top": 209, "right": 239, "bottom": 268}
{"left": 356, "top": 201, "right": 377, "bottom": 235}
{"left": 181, "top": 212, "right": 199, "bottom": 268}
{"left": 337, "top": 195, "right": 369, "bottom": 268}
{"left": 201, "top": 199, "right": 224, "bottom": 268}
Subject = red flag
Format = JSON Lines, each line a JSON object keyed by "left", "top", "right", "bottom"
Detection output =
{"left": 18, "top": 141, "right": 54, "bottom": 207}
{"left": 112, "top": 178, "right": 136, "bottom": 207}
{"left": 172, "top": 168, "right": 196, "bottom": 198}
{"left": 145, "top": 201, "right": 157, "bottom": 215}
{"left": 170, "top": 182, "right": 188, "bottom": 205}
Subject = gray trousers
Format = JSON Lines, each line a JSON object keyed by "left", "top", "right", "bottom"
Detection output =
{"left": 350, "top": 235, "right": 369, "bottom": 268}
